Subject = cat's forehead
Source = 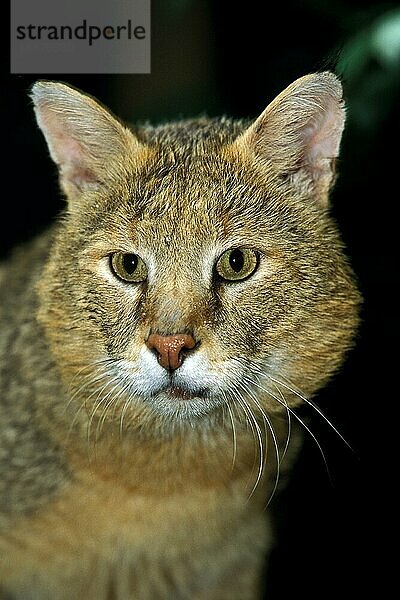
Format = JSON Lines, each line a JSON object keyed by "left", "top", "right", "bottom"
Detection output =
{"left": 135, "top": 117, "right": 248, "bottom": 152}
{"left": 123, "top": 150, "right": 268, "bottom": 242}
{"left": 93, "top": 119, "right": 297, "bottom": 251}
{"left": 125, "top": 128, "right": 270, "bottom": 219}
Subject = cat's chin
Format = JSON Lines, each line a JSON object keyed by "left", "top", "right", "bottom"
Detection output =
{"left": 147, "top": 386, "right": 222, "bottom": 420}
{"left": 165, "top": 385, "right": 204, "bottom": 401}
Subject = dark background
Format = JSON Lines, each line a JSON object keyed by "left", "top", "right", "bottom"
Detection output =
{"left": 5, "top": 0, "right": 399, "bottom": 597}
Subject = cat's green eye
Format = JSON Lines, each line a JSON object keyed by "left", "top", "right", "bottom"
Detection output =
{"left": 216, "top": 248, "right": 258, "bottom": 282}
{"left": 110, "top": 252, "right": 148, "bottom": 283}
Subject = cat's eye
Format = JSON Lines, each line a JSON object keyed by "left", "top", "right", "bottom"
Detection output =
{"left": 110, "top": 252, "right": 148, "bottom": 283}
{"left": 216, "top": 248, "right": 258, "bottom": 281}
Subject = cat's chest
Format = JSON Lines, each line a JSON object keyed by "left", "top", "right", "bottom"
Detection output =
{"left": 4, "top": 466, "right": 267, "bottom": 599}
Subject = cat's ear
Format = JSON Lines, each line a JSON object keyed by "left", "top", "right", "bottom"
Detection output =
{"left": 31, "top": 81, "right": 142, "bottom": 203}
{"left": 236, "top": 72, "right": 345, "bottom": 205}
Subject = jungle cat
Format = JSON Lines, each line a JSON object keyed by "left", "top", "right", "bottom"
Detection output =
{"left": 0, "top": 72, "right": 360, "bottom": 599}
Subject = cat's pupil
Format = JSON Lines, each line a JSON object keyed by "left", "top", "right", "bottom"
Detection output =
{"left": 123, "top": 254, "right": 138, "bottom": 275}
{"left": 229, "top": 249, "right": 244, "bottom": 273}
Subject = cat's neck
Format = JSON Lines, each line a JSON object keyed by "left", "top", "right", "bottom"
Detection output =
{"left": 38, "top": 388, "right": 286, "bottom": 503}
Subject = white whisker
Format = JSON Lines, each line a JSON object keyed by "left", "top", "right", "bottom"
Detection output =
{"left": 95, "top": 384, "right": 122, "bottom": 439}
{"left": 86, "top": 373, "right": 122, "bottom": 443}
{"left": 65, "top": 360, "right": 120, "bottom": 435}
{"left": 267, "top": 374, "right": 353, "bottom": 453}
{"left": 119, "top": 398, "right": 132, "bottom": 438}
{"left": 224, "top": 395, "right": 237, "bottom": 472}
{"left": 238, "top": 374, "right": 281, "bottom": 507}
{"left": 250, "top": 376, "right": 331, "bottom": 479}
{"left": 230, "top": 386, "right": 265, "bottom": 501}
{"left": 270, "top": 380, "right": 292, "bottom": 462}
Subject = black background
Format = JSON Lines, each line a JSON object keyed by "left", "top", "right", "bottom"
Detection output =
{"left": 6, "top": 1, "right": 399, "bottom": 597}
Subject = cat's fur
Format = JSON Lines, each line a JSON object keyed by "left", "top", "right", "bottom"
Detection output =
{"left": 0, "top": 73, "right": 360, "bottom": 599}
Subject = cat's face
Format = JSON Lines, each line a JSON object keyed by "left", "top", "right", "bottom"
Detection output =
{"left": 33, "top": 74, "right": 360, "bottom": 431}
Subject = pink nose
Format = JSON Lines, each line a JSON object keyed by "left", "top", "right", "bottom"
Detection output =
{"left": 146, "top": 333, "right": 196, "bottom": 371}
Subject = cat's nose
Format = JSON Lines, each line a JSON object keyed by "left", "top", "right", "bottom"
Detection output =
{"left": 146, "top": 333, "right": 196, "bottom": 371}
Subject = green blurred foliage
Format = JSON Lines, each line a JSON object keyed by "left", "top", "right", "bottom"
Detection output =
{"left": 338, "top": 7, "right": 400, "bottom": 133}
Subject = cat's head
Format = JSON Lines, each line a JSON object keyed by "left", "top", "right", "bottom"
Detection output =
{"left": 31, "top": 73, "right": 360, "bottom": 434}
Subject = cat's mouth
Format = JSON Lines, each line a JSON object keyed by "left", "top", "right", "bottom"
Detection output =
{"left": 147, "top": 383, "right": 217, "bottom": 418}
{"left": 166, "top": 385, "right": 197, "bottom": 401}
{"left": 163, "top": 384, "right": 208, "bottom": 402}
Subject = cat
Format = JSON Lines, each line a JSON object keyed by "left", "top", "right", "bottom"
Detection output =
{"left": 0, "top": 72, "right": 360, "bottom": 599}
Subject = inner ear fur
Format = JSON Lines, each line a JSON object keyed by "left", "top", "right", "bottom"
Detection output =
{"left": 236, "top": 72, "right": 346, "bottom": 205}
{"left": 31, "top": 81, "right": 143, "bottom": 203}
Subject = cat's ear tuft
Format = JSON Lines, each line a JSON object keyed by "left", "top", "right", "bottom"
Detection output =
{"left": 237, "top": 72, "right": 345, "bottom": 205}
{"left": 31, "top": 81, "right": 142, "bottom": 203}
